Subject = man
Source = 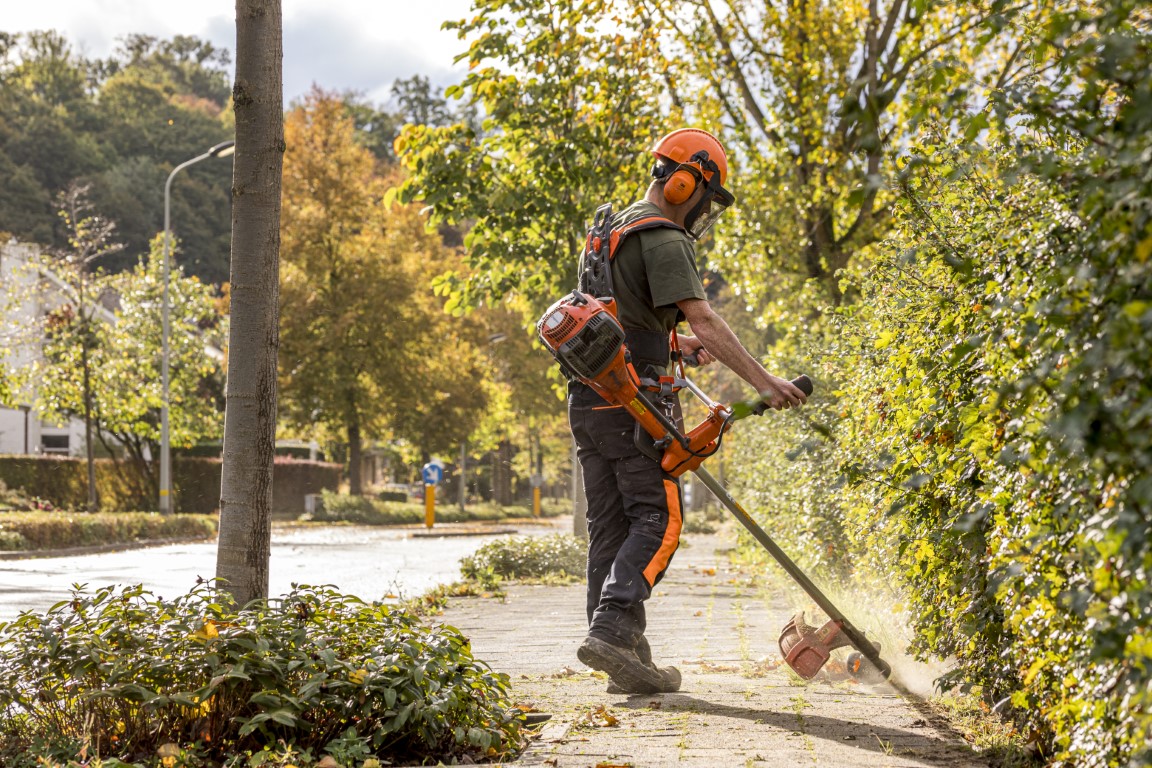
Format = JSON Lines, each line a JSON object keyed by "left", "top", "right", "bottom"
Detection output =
{"left": 570, "top": 127, "right": 808, "bottom": 694}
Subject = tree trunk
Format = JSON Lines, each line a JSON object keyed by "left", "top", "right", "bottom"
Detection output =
{"left": 494, "top": 440, "right": 513, "bottom": 506}
{"left": 80, "top": 318, "right": 98, "bottom": 512}
{"left": 216, "top": 0, "right": 283, "bottom": 607}
{"left": 347, "top": 417, "right": 362, "bottom": 496}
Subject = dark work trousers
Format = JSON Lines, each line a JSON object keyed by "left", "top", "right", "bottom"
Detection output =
{"left": 568, "top": 381, "right": 684, "bottom": 650}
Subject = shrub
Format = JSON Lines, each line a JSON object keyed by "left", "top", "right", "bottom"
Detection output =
{"left": 0, "top": 530, "right": 26, "bottom": 551}
{"left": 460, "top": 534, "right": 585, "bottom": 581}
{"left": 0, "top": 511, "right": 216, "bottom": 551}
{"left": 309, "top": 491, "right": 424, "bottom": 525}
{"left": 0, "top": 583, "right": 525, "bottom": 766}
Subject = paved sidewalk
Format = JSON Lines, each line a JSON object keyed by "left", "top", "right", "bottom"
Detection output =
{"left": 435, "top": 530, "right": 989, "bottom": 768}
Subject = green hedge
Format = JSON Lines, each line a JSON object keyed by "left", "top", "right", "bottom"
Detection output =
{"left": 0, "top": 511, "right": 217, "bottom": 551}
{"left": 0, "top": 455, "right": 341, "bottom": 516}
{"left": 730, "top": 8, "right": 1152, "bottom": 764}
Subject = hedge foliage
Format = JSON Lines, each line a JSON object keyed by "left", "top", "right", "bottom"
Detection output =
{"left": 0, "top": 583, "right": 524, "bottom": 766}
{"left": 0, "top": 455, "right": 339, "bottom": 516}
{"left": 731, "top": 4, "right": 1151, "bottom": 765}
{"left": 0, "top": 511, "right": 216, "bottom": 551}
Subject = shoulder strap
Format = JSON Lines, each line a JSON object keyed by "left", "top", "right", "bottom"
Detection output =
{"left": 608, "top": 216, "right": 683, "bottom": 259}
{"left": 579, "top": 207, "right": 685, "bottom": 298}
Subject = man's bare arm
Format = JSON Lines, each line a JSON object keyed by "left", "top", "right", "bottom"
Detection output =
{"left": 676, "top": 297, "right": 807, "bottom": 410}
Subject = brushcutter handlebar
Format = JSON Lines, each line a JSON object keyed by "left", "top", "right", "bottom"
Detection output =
{"left": 727, "top": 375, "right": 814, "bottom": 421}
{"left": 752, "top": 375, "right": 813, "bottom": 415}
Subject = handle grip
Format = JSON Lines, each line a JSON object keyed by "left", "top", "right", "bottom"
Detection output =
{"left": 728, "top": 375, "right": 813, "bottom": 420}
{"left": 750, "top": 375, "right": 813, "bottom": 415}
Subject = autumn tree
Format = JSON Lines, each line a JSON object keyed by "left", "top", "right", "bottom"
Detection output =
{"left": 216, "top": 0, "right": 283, "bottom": 606}
{"left": 279, "top": 90, "right": 489, "bottom": 495}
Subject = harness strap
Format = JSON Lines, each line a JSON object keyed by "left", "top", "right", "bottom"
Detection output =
{"left": 608, "top": 216, "right": 683, "bottom": 259}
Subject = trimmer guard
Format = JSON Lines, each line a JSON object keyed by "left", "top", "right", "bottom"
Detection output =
{"left": 779, "top": 612, "right": 864, "bottom": 679}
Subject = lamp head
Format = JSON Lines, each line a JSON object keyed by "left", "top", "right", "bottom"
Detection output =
{"left": 208, "top": 141, "right": 236, "bottom": 158}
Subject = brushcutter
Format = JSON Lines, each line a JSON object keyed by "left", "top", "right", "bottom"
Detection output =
{"left": 538, "top": 290, "right": 891, "bottom": 682}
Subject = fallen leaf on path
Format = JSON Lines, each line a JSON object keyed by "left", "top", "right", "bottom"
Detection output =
{"left": 700, "top": 567, "right": 717, "bottom": 576}
{"left": 578, "top": 705, "right": 619, "bottom": 728}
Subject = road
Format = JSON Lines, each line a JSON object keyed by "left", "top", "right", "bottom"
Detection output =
{"left": 0, "top": 520, "right": 564, "bottom": 621}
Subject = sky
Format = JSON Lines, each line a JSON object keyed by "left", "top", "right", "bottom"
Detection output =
{"left": 5, "top": 0, "right": 475, "bottom": 106}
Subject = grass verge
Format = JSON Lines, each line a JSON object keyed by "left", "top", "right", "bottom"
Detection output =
{"left": 307, "top": 491, "right": 568, "bottom": 526}
{"left": 0, "top": 511, "right": 217, "bottom": 552}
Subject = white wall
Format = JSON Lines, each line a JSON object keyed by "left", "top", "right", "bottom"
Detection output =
{"left": 0, "top": 240, "right": 85, "bottom": 456}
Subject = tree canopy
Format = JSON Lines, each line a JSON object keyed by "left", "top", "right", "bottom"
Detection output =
{"left": 278, "top": 90, "right": 491, "bottom": 493}
{"left": 0, "top": 31, "right": 234, "bottom": 283}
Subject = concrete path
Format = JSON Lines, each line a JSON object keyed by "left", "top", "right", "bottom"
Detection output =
{"left": 435, "top": 530, "right": 989, "bottom": 768}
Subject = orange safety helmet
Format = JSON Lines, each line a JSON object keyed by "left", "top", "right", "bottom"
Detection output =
{"left": 651, "top": 128, "right": 736, "bottom": 240}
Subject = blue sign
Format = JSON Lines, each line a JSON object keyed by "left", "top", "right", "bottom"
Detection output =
{"left": 421, "top": 462, "right": 444, "bottom": 486}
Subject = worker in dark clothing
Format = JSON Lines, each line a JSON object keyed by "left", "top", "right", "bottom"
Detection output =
{"left": 571, "top": 128, "right": 808, "bottom": 694}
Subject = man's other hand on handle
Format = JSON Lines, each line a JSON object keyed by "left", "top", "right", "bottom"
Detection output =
{"left": 676, "top": 298, "right": 808, "bottom": 410}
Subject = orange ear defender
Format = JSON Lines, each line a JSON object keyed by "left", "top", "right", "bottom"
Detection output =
{"left": 662, "top": 163, "right": 704, "bottom": 205}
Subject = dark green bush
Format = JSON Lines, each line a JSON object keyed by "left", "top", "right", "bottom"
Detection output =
{"left": 460, "top": 534, "right": 585, "bottom": 581}
{"left": 0, "top": 583, "right": 524, "bottom": 766}
{"left": 0, "top": 456, "right": 340, "bottom": 516}
{"left": 376, "top": 489, "right": 410, "bottom": 503}
{"left": 0, "top": 530, "right": 26, "bottom": 551}
{"left": 0, "top": 511, "right": 216, "bottom": 551}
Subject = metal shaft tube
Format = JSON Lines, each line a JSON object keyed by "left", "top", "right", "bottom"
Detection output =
{"left": 692, "top": 465, "right": 892, "bottom": 679}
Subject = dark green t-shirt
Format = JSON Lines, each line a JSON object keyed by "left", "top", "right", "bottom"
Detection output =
{"left": 608, "top": 200, "right": 707, "bottom": 335}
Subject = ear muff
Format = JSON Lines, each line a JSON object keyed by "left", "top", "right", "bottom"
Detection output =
{"left": 663, "top": 163, "right": 703, "bottom": 205}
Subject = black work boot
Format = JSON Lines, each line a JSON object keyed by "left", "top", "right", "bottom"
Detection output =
{"left": 581, "top": 636, "right": 680, "bottom": 694}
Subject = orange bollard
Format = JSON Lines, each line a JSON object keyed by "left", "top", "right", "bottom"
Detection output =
{"left": 425, "top": 484, "right": 435, "bottom": 528}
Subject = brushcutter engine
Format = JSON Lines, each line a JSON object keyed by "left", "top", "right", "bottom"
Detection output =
{"left": 537, "top": 291, "right": 631, "bottom": 387}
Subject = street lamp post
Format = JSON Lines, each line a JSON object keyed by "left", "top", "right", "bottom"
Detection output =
{"left": 161, "top": 140, "right": 235, "bottom": 514}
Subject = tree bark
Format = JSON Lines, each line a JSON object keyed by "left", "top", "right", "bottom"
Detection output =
{"left": 347, "top": 417, "right": 362, "bottom": 496}
{"left": 494, "top": 440, "right": 513, "bottom": 506}
{"left": 216, "top": 0, "right": 283, "bottom": 607}
{"left": 80, "top": 315, "right": 98, "bottom": 512}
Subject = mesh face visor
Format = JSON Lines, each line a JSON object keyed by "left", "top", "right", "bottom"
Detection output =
{"left": 685, "top": 175, "right": 736, "bottom": 241}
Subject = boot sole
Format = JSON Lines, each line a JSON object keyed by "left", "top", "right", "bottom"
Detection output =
{"left": 578, "top": 637, "right": 666, "bottom": 694}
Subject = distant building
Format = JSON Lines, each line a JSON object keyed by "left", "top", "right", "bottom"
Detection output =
{"left": 0, "top": 240, "right": 96, "bottom": 456}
